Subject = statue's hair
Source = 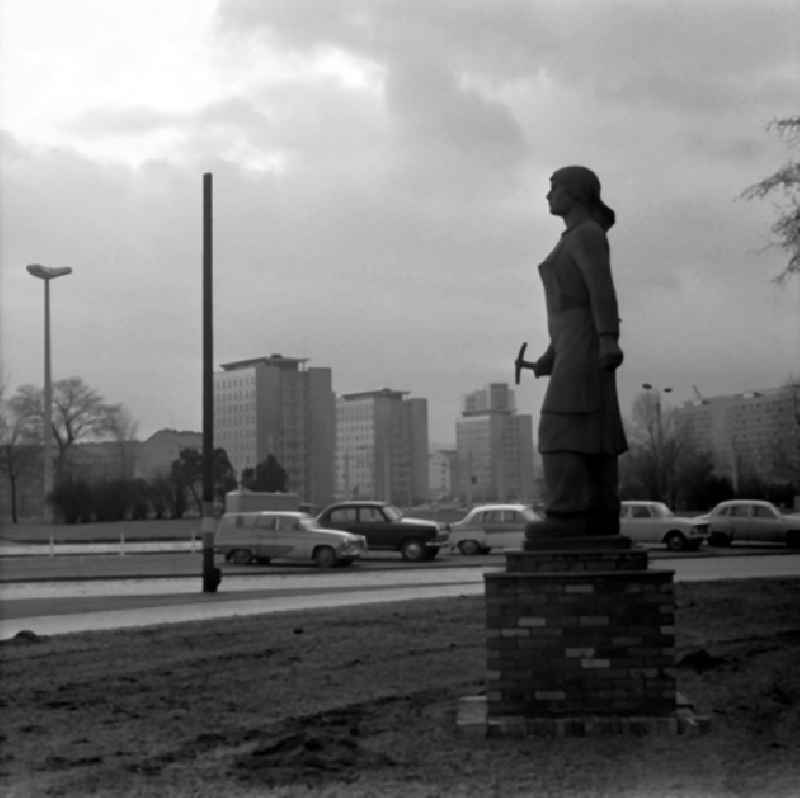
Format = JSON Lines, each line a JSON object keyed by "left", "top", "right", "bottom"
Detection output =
{"left": 552, "top": 166, "right": 615, "bottom": 231}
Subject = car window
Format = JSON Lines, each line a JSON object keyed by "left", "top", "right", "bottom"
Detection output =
{"left": 276, "top": 516, "right": 302, "bottom": 531}
{"left": 730, "top": 505, "right": 750, "bottom": 518}
{"left": 359, "top": 506, "right": 386, "bottom": 523}
{"left": 255, "top": 516, "right": 276, "bottom": 531}
{"left": 753, "top": 505, "right": 777, "bottom": 519}
{"left": 481, "top": 511, "right": 502, "bottom": 523}
{"left": 631, "top": 505, "right": 652, "bottom": 519}
{"left": 383, "top": 505, "right": 403, "bottom": 522}
{"left": 504, "top": 511, "right": 523, "bottom": 523}
{"left": 330, "top": 507, "right": 357, "bottom": 523}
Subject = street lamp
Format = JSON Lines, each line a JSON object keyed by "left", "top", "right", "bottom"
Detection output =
{"left": 641, "top": 383, "right": 672, "bottom": 500}
{"left": 27, "top": 263, "right": 72, "bottom": 522}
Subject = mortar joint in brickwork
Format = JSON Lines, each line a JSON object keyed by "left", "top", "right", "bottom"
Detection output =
{"left": 580, "top": 658, "right": 611, "bottom": 668}
{"left": 565, "top": 584, "right": 594, "bottom": 593}
{"left": 579, "top": 616, "right": 610, "bottom": 626}
{"left": 565, "top": 647, "right": 595, "bottom": 658}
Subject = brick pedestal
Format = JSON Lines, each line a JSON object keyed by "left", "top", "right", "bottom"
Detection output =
{"left": 482, "top": 535, "right": 676, "bottom": 736}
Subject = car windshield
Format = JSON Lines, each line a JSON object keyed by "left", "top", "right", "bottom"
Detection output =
{"left": 383, "top": 505, "right": 403, "bottom": 522}
{"left": 651, "top": 503, "right": 673, "bottom": 518}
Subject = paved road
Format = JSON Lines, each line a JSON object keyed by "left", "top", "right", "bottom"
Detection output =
{"left": 2, "top": 552, "right": 799, "bottom": 641}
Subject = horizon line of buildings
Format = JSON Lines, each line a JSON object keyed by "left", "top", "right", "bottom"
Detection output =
{"left": 1, "top": 354, "right": 538, "bottom": 518}
{"left": 3, "top": 354, "right": 796, "bottom": 519}
{"left": 212, "top": 354, "right": 536, "bottom": 508}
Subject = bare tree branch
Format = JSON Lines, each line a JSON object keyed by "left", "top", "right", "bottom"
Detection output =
{"left": 740, "top": 115, "right": 800, "bottom": 284}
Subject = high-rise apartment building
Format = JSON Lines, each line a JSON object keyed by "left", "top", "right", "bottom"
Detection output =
{"left": 214, "top": 354, "right": 335, "bottom": 506}
{"left": 455, "top": 383, "right": 535, "bottom": 503}
{"left": 429, "top": 449, "right": 457, "bottom": 500}
{"left": 674, "top": 384, "right": 800, "bottom": 487}
{"left": 335, "top": 389, "right": 429, "bottom": 504}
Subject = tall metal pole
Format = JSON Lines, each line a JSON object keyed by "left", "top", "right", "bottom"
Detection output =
{"left": 655, "top": 392, "right": 663, "bottom": 501}
{"left": 27, "top": 264, "right": 72, "bottom": 522}
{"left": 43, "top": 279, "right": 53, "bottom": 523}
{"left": 202, "top": 172, "right": 220, "bottom": 592}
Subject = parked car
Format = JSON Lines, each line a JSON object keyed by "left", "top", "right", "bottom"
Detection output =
{"left": 449, "top": 504, "right": 541, "bottom": 555}
{"left": 215, "top": 510, "right": 367, "bottom": 568}
{"left": 704, "top": 500, "right": 800, "bottom": 547}
{"left": 315, "top": 501, "right": 449, "bottom": 562}
{"left": 619, "top": 501, "right": 709, "bottom": 551}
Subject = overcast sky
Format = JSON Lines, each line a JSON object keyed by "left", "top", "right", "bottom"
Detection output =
{"left": 1, "top": 0, "right": 798, "bottom": 447}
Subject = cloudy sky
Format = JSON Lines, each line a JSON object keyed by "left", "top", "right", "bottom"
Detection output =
{"left": 1, "top": 0, "right": 798, "bottom": 448}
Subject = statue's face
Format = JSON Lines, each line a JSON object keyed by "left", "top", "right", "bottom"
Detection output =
{"left": 546, "top": 180, "right": 573, "bottom": 216}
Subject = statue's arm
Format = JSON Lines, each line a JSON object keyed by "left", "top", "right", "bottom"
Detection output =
{"left": 533, "top": 344, "right": 554, "bottom": 377}
{"left": 571, "top": 224, "right": 623, "bottom": 370}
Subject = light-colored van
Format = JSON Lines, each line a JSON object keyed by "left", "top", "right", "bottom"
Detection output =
{"left": 216, "top": 511, "right": 367, "bottom": 568}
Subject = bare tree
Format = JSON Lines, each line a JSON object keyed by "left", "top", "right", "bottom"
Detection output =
{"left": 626, "top": 392, "right": 690, "bottom": 505}
{"left": 741, "top": 115, "right": 800, "bottom": 283}
{"left": 0, "top": 385, "right": 42, "bottom": 522}
{"left": 13, "top": 377, "right": 122, "bottom": 479}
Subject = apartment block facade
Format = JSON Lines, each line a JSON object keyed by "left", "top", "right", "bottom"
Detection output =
{"left": 674, "top": 384, "right": 800, "bottom": 487}
{"left": 214, "top": 354, "right": 335, "bottom": 507}
{"left": 455, "top": 383, "right": 535, "bottom": 503}
{"left": 335, "top": 389, "right": 429, "bottom": 505}
{"left": 429, "top": 448, "right": 458, "bottom": 500}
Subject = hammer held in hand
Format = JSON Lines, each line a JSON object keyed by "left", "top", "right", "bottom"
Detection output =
{"left": 514, "top": 342, "right": 537, "bottom": 385}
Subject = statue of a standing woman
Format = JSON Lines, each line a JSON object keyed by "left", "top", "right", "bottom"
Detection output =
{"left": 526, "top": 166, "right": 628, "bottom": 538}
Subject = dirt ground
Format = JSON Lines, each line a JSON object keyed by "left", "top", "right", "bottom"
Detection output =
{"left": 1, "top": 578, "right": 799, "bottom": 797}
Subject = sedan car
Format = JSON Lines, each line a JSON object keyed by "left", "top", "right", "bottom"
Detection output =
{"left": 316, "top": 501, "right": 450, "bottom": 562}
{"left": 215, "top": 511, "right": 367, "bottom": 568}
{"left": 619, "top": 501, "right": 708, "bottom": 551}
{"left": 704, "top": 500, "right": 800, "bottom": 547}
{"left": 449, "top": 504, "right": 541, "bottom": 555}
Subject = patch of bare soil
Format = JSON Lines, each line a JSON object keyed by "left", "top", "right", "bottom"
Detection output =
{"left": 1, "top": 580, "right": 799, "bottom": 797}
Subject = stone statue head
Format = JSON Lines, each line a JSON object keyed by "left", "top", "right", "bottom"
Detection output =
{"left": 550, "top": 165, "right": 615, "bottom": 231}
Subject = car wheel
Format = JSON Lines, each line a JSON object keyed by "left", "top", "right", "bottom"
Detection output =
{"left": 314, "top": 546, "right": 337, "bottom": 569}
{"left": 458, "top": 540, "right": 483, "bottom": 556}
{"left": 787, "top": 530, "right": 800, "bottom": 549}
{"left": 664, "top": 531, "right": 687, "bottom": 552}
{"left": 709, "top": 532, "right": 732, "bottom": 547}
{"left": 400, "top": 539, "right": 426, "bottom": 562}
{"left": 229, "top": 549, "right": 252, "bottom": 565}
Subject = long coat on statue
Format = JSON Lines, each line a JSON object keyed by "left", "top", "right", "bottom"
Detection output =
{"left": 534, "top": 218, "right": 628, "bottom": 456}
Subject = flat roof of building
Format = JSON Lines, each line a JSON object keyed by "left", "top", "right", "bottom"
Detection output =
{"left": 341, "top": 388, "right": 410, "bottom": 400}
{"left": 220, "top": 354, "right": 308, "bottom": 371}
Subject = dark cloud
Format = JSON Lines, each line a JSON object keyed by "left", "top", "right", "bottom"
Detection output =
{"left": 216, "top": 0, "right": 799, "bottom": 117}
{"left": 3, "top": 2, "right": 798, "bottom": 443}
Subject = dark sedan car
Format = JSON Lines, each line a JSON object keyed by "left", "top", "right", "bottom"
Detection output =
{"left": 316, "top": 501, "right": 449, "bottom": 562}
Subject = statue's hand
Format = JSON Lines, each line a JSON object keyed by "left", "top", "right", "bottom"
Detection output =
{"left": 533, "top": 354, "right": 553, "bottom": 377}
{"left": 599, "top": 336, "right": 623, "bottom": 371}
